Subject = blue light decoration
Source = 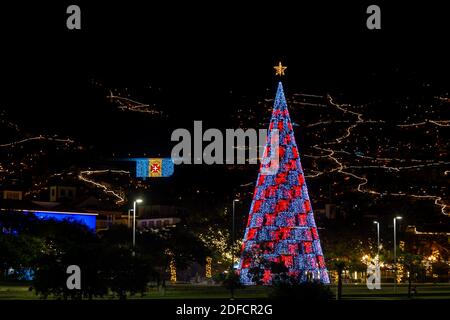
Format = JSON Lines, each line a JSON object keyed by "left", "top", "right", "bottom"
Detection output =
{"left": 26, "top": 210, "right": 97, "bottom": 231}
{"left": 135, "top": 158, "right": 174, "bottom": 178}
{"left": 238, "top": 82, "right": 330, "bottom": 285}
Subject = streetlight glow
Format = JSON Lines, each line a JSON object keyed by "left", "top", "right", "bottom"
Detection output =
{"left": 132, "top": 198, "right": 144, "bottom": 255}
{"left": 373, "top": 221, "right": 380, "bottom": 259}
{"left": 393, "top": 216, "right": 402, "bottom": 293}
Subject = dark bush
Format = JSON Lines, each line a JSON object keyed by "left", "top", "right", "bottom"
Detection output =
{"left": 269, "top": 280, "right": 333, "bottom": 301}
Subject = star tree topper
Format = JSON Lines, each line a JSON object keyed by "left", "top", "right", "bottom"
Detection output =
{"left": 274, "top": 61, "right": 287, "bottom": 76}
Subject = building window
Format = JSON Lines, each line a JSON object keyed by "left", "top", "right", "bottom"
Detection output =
{"left": 4, "top": 191, "right": 22, "bottom": 200}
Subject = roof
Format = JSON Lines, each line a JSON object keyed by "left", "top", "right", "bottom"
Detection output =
{"left": 0, "top": 199, "right": 95, "bottom": 215}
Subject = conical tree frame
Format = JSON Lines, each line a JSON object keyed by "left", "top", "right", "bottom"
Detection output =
{"left": 238, "top": 82, "right": 330, "bottom": 285}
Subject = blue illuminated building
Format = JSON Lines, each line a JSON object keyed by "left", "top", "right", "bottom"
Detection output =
{"left": 27, "top": 210, "right": 97, "bottom": 231}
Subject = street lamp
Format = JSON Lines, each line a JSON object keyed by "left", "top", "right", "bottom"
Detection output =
{"left": 133, "top": 199, "right": 143, "bottom": 254}
{"left": 128, "top": 208, "right": 133, "bottom": 229}
{"left": 393, "top": 216, "right": 402, "bottom": 293}
{"left": 231, "top": 199, "right": 239, "bottom": 272}
{"left": 373, "top": 221, "right": 380, "bottom": 257}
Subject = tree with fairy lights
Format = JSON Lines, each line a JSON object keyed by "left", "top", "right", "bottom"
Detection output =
{"left": 238, "top": 63, "right": 329, "bottom": 284}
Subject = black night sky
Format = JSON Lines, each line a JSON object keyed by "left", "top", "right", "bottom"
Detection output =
{"left": 1, "top": 1, "right": 450, "bottom": 225}
{"left": 2, "top": 2, "right": 450, "bottom": 141}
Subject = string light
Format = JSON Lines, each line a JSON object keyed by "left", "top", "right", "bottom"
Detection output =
{"left": 205, "top": 257, "right": 212, "bottom": 278}
{"left": 164, "top": 249, "right": 177, "bottom": 282}
{"left": 307, "top": 120, "right": 351, "bottom": 128}
{"left": 170, "top": 258, "right": 177, "bottom": 282}
{"left": 107, "top": 91, "right": 162, "bottom": 115}
{"left": 78, "top": 169, "right": 129, "bottom": 204}
{"left": 286, "top": 92, "right": 450, "bottom": 216}
{"left": 308, "top": 145, "right": 449, "bottom": 215}
{"left": 0, "top": 135, "right": 74, "bottom": 148}
{"left": 397, "top": 120, "right": 450, "bottom": 127}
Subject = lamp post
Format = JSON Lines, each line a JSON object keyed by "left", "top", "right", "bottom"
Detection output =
{"left": 128, "top": 209, "right": 133, "bottom": 228}
{"left": 393, "top": 216, "right": 402, "bottom": 293}
{"left": 373, "top": 221, "right": 380, "bottom": 257}
{"left": 373, "top": 220, "right": 381, "bottom": 288}
{"left": 133, "top": 199, "right": 143, "bottom": 255}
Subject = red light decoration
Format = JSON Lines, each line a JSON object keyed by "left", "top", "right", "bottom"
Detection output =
{"left": 238, "top": 82, "right": 330, "bottom": 285}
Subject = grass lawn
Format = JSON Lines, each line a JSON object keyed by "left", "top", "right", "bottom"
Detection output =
{"left": 1, "top": 282, "right": 450, "bottom": 300}
{"left": 0, "top": 282, "right": 35, "bottom": 300}
{"left": 339, "top": 283, "right": 450, "bottom": 300}
{"left": 0, "top": 282, "right": 268, "bottom": 300}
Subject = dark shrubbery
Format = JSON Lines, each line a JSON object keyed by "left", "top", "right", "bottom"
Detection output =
{"left": 1, "top": 212, "right": 209, "bottom": 299}
{"left": 269, "top": 279, "right": 333, "bottom": 301}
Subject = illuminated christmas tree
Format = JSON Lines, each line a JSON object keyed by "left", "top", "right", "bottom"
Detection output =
{"left": 238, "top": 80, "right": 330, "bottom": 284}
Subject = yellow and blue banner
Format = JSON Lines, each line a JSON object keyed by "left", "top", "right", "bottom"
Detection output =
{"left": 135, "top": 158, "right": 174, "bottom": 178}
